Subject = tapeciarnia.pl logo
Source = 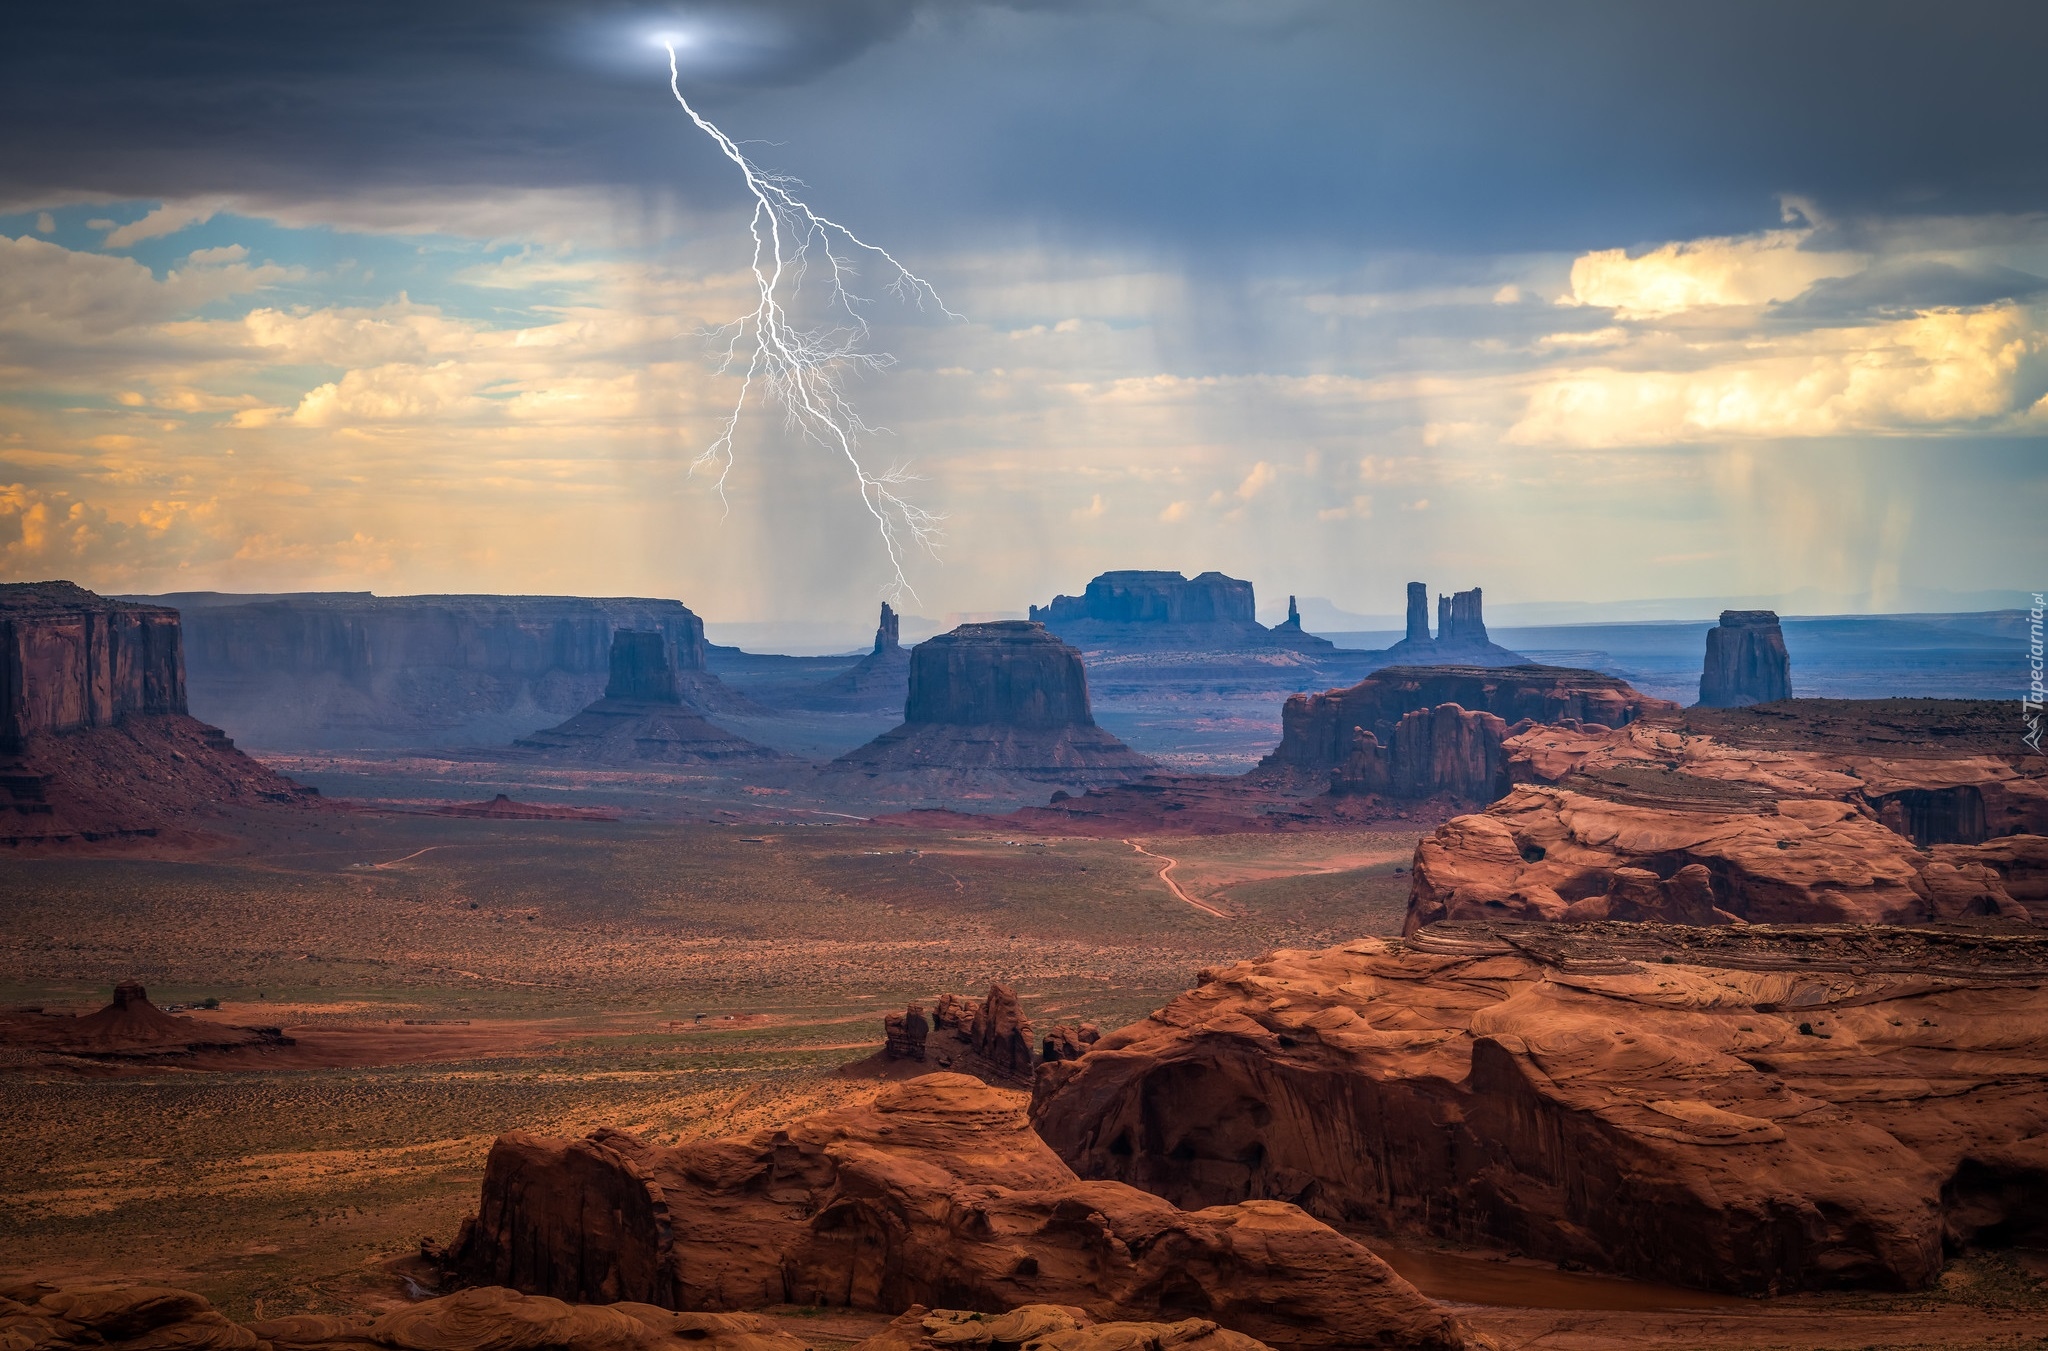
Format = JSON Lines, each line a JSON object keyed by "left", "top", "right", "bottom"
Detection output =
{"left": 2026, "top": 591, "right": 2045, "bottom": 753}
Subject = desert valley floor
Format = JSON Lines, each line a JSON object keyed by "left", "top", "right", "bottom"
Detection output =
{"left": 4, "top": 809, "right": 2045, "bottom": 1351}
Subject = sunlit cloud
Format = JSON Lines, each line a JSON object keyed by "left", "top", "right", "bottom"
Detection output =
{"left": 1563, "top": 228, "right": 1863, "bottom": 317}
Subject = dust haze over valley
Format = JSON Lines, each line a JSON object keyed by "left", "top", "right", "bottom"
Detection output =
{"left": 4, "top": 5, "right": 2048, "bottom": 1351}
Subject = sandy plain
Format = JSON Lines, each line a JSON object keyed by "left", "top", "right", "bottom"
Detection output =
{"left": 2, "top": 807, "right": 2043, "bottom": 1351}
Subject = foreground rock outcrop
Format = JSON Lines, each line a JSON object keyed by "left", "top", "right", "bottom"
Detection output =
{"left": 1697, "top": 609, "right": 1793, "bottom": 708}
{"left": 856, "top": 1305, "right": 1269, "bottom": 1351}
{"left": 516, "top": 631, "right": 783, "bottom": 764}
{"left": 451, "top": 1073, "right": 1468, "bottom": 1350}
{"left": 1, "top": 582, "right": 314, "bottom": 844}
{"left": 151, "top": 590, "right": 749, "bottom": 749}
{"left": 1031, "top": 922, "right": 2048, "bottom": 1295}
{"left": 834, "top": 623, "right": 1153, "bottom": 783}
{"left": 0, "top": 1281, "right": 807, "bottom": 1351}
{"left": 1406, "top": 699, "right": 2048, "bottom": 929}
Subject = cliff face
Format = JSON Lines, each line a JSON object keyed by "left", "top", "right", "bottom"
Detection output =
{"left": 1031, "top": 924, "right": 2048, "bottom": 1296}
{"left": 605, "top": 630, "right": 680, "bottom": 702}
{"left": 904, "top": 621, "right": 1093, "bottom": 728}
{"left": 2, "top": 581, "right": 185, "bottom": 749}
{"left": 1698, "top": 609, "right": 1793, "bottom": 707}
{"left": 1265, "top": 664, "right": 1677, "bottom": 777}
{"left": 834, "top": 622, "right": 1152, "bottom": 780}
{"left": 449, "top": 1074, "right": 1468, "bottom": 1351}
{"left": 1331, "top": 703, "right": 1511, "bottom": 801}
{"left": 156, "top": 592, "right": 730, "bottom": 748}
{"left": 1, "top": 582, "right": 312, "bottom": 844}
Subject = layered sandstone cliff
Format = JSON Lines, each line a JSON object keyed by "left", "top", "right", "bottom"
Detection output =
{"left": 153, "top": 591, "right": 745, "bottom": 749}
{"left": 1031, "top": 922, "right": 2048, "bottom": 1295}
{"left": 450, "top": 1073, "right": 1469, "bottom": 1350}
{"left": 2, "top": 581, "right": 184, "bottom": 748}
{"left": 1, "top": 582, "right": 312, "bottom": 843}
{"left": 1329, "top": 703, "right": 1511, "bottom": 801}
{"left": 515, "top": 631, "right": 782, "bottom": 764}
{"left": 833, "top": 623, "right": 1153, "bottom": 782}
{"left": 1405, "top": 699, "right": 2048, "bottom": 929}
{"left": 1698, "top": 609, "right": 1794, "bottom": 707}
{"left": 1264, "top": 664, "right": 1677, "bottom": 778}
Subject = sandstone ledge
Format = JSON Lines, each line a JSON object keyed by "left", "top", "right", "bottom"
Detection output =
{"left": 1030, "top": 923, "right": 2048, "bottom": 1295}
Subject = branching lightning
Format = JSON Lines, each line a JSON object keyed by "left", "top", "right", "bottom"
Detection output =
{"left": 663, "top": 40, "right": 957, "bottom": 600}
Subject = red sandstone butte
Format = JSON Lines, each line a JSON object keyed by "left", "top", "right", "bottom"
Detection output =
{"left": 834, "top": 623, "right": 1153, "bottom": 783}
{"left": 1030, "top": 922, "right": 2048, "bottom": 1296}
{"left": 1, "top": 580, "right": 314, "bottom": 844}
{"left": 451, "top": 1073, "right": 1469, "bottom": 1351}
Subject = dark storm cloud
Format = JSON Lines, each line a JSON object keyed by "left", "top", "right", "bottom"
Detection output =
{"left": 3, "top": 0, "right": 2044, "bottom": 250}
{"left": 1774, "top": 260, "right": 2048, "bottom": 321}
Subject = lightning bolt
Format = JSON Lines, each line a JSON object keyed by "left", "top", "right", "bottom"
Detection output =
{"left": 665, "top": 41, "right": 958, "bottom": 601}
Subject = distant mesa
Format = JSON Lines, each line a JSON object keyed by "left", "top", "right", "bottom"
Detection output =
{"left": 1, "top": 580, "right": 316, "bottom": 845}
{"left": 1697, "top": 608, "right": 1793, "bottom": 707}
{"left": 514, "top": 630, "right": 785, "bottom": 764}
{"left": 1030, "top": 570, "right": 1332, "bottom": 651}
{"left": 833, "top": 621, "right": 1153, "bottom": 782}
{"left": 132, "top": 589, "right": 757, "bottom": 750}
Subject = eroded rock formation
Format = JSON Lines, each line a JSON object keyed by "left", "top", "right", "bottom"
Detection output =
{"left": 792, "top": 603, "right": 914, "bottom": 713}
{"left": 1406, "top": 700, "right": 2048, "bottom": 929}
{"left": 451, "top": 1073, "right": 1469, "bottom": 1350}
{"left": 1, "top": 582, "right": 314, "bottom": 844}
{"left": 833, "top": 623, "right": 1153, "bottom": 782}
{"left": 855, "top": 1304, "right": 1268, "bottom": 1351}
{"left": 1330, "top": 703, "right": 1511, "bottom": 802}
{"left": 1265, "top": 665, "right": 1676, "bottom": 780}
{"left": 968, "top": 982, "right": 1036, "bottom": 1080}
{"left": 1030, "top": 923, "right": 2048, "bottom": 1295}
{"left": 1698, "top": 610, "right": 1793, "bottom": 708}
{"left": 149, "top": 590, "right": 747, "bottom": 749}
{"left": 883, "top": 1003, "right": 930, "bottom": 1061}
{"left": 516, "top": 631, "right": 783, "bottom": 764}
{"left": 1370, "top": 583, "right": 1523, "bottom": 667}
{"left": 0, "top": 1281, "right": 806, "bottom": 1351}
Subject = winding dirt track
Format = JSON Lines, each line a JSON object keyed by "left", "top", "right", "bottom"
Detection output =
{"left": 1124, "top": 838, "right": 1231, "bottom": 918}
